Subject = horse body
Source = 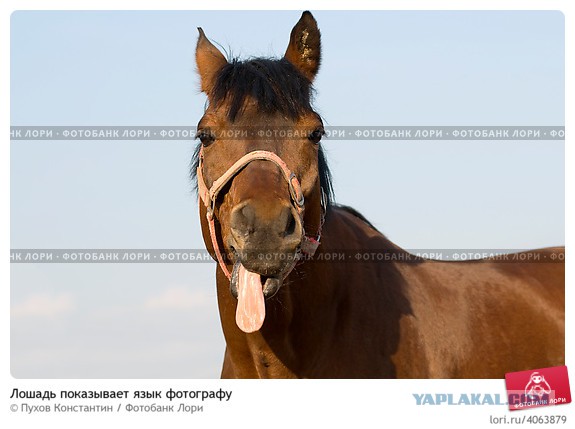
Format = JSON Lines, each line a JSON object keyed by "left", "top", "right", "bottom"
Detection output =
{"left": 211, "top": 206, "right": 564, "bottom": 378}
{"left": 193, "top": 12, "right": 564, "bottom": 378}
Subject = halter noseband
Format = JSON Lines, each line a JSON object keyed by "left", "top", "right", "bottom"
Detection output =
{"left": 196, "top": 147, "right": 325, "bottom": 280}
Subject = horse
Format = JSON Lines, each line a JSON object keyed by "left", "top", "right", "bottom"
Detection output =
{"left": 191, "top": 11, "right": 565, "bottom": 378}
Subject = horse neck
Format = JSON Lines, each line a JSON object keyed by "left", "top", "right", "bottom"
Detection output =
{"left": 214, "top": 205, "right": 402, "bottom": 377}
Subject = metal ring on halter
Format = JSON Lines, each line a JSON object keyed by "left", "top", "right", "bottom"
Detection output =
{"left": 207, "top": 199, "right": 216, "bottom": 220}
{"left": 288, "top": 173, "right": 305, "bottom": 207}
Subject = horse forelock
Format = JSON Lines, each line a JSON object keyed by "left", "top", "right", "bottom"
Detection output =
{"left": 210, "top": 58, "right": 314, "bottom": 122}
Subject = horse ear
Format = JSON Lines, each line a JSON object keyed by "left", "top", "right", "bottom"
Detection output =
{"left": 196, "top": 28, "right": 228, "bottom": 94}
{"left": 284, "top": 11, "right": 321, "bottom": 82}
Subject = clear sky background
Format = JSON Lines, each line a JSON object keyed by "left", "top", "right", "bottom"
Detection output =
{"left": 10, "top": 11, "right": 564, "bottom": 378}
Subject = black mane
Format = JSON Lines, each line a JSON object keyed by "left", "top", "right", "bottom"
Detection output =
{"left": 190, "top": 57, "right": 334, "bottom": 205}
{"left": 211, "top": 58, "right": 313, "bottom": 121}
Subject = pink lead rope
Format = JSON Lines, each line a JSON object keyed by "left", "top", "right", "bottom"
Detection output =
{"left": 196, "top": 147, "right": 324, "bottom": 280}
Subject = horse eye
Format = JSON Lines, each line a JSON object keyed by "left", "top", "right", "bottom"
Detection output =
{"left": 308, "top": 127, "right": 325, "bottom": 144}
{"left": 195, "top": 129, "right": 215, "bottom": 146}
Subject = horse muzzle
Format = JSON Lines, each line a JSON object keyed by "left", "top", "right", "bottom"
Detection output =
{"left": 229, "top": 198, "right": 302, "bottom": 266}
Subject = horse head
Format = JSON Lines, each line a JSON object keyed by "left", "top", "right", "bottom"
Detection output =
{"left": 193, "top": 12, "right": 331, "bottom": 333}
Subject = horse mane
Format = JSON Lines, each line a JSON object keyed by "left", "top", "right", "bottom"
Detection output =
{"left": 190, "top": 56, "right": 334, "bottom": 205}
{"left": 334, "top": 204, "right": 381, "bottom": 233}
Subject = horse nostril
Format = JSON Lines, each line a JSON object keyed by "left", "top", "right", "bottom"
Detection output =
{"left": 284, "top": 210, "right": 296, "bottom": 237}
{"left": 277, "top": 205, "right": 301, "bottom": 241}
{"left": 230, "top": 202, "right": 256, "bottom": 238}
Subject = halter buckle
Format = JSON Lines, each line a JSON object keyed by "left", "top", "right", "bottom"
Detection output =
{"left": 288, "top": 173, "right": 305, "bottom": 208}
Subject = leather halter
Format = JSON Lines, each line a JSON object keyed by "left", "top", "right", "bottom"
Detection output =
{"left": 197, "top": 147, "right": 325, "bottom": 280}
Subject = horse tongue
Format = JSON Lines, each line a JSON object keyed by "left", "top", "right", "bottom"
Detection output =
{"left": 235, "top": 263, "right": 265, "bottom": 333}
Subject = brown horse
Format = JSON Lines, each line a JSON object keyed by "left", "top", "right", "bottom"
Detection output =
{"left": 192, "top": 12, "right": 564, "bottom": 378}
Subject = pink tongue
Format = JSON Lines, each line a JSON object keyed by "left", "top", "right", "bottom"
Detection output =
{"left": 235, "top": 264, "right": 266, "bottom": 333}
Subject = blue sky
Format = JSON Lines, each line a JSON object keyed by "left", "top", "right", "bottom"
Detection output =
{"left": 10, "top": 10, "right": 564, "bottom": 378}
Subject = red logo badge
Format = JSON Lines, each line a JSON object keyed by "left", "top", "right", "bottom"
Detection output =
{"left": 505, "top": 365, "right": 571, "bottom": 411}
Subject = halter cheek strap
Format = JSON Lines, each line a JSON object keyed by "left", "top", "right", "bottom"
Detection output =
{"left": 196, "top": 147, "right": 324, "bottom": 280}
